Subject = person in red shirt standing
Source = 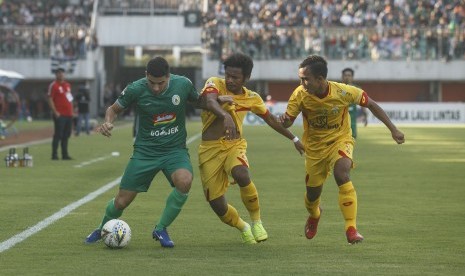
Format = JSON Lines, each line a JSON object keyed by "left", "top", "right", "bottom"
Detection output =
{"left": 48, "top": 67, "right": 74, "bottom": 160}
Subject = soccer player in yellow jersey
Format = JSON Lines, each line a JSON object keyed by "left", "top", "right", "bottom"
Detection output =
{"left": 199, "top": 53, "right": 305, "bottom": 244}
{"left": 279, "top": 55, "right": 405, "bottom": 244}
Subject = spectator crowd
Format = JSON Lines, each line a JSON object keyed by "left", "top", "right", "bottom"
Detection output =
{"left": 0, "top": 0, "right": 93, "bottom": 26}
{"left": 1, "top": 0, "right": 465, "bottom": 61}
{"left": 201, "top": 0, "right": 465, "bottom": 61}
{"left": 0, "top": 0, "right": 96, "bottom": 59}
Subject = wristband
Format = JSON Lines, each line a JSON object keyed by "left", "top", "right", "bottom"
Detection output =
{"left": 292, "top": 136, "right": 299, "bottom": 143}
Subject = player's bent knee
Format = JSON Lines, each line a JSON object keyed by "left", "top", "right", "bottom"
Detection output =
{"left": 172, "top": 176, "right": 192, "bottom": 193}
{"left": 174, "top": 180, "right": 192, "bottom": 194}
{"left": 234, "top": 176, "right": 251, "bottom": 187}
{"left": 172, "top": 169, "right": 193, "bottom": 191}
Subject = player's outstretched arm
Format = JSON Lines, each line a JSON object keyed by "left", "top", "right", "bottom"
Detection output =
{"left": 97, "top": 103, "right": 124, "bottom": 138}
{"left": 263, "top": 113, "right": 305, "bottom": 155}
{"left": 190, "top": 95, "right": 233, "bottom": 109}
{"left": 366, "top": 97, "right": 405, "bottom": 144}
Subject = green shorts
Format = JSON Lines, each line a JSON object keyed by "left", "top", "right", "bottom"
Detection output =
{"left": 120, "top": 148, "right": 193, "bottom": 192}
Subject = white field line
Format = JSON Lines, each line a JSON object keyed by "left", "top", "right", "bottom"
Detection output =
{"left": 0, "top": 177, "right": 121, "bottom": 253}
{"left": 0, "top": 138, "right": 52, "bottom": 152}
{"left": 0, "top": 132, "right": 201, "bottom": 253}
{"left": 74, "top": 155, "right": 114, "bottom": 168}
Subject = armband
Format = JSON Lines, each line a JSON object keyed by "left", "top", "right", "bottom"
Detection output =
{"left": 292, "top": 136, "right": 299, "bottom": 143}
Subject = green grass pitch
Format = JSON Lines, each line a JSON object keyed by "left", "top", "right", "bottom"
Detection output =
{"left": 1, "top": 121, "right": 464, "bottom": 275}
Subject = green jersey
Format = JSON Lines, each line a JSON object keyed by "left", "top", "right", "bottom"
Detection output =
{"left": 347, "top": 83, "right": 361, "bottom": 139}
{"left": 348, "top": 103, "right": 357, "bottom": 138}
{"left": 117, "top": 74, "right": 199, "bottom": 157}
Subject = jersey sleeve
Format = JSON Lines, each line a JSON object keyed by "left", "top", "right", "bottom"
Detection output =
{"left": 116, "top": 83, "right": 137, "bottom": 109}
{"left": 201, "top": 77, "right": 220, "bottom": 96}
{"left": 358, "top": 91, "right": 369, "bottom": 107}
{"left": 185, "top": 77, "right": 199, "bottom": 102}
{"left": 285, "top": 89, "right": 302, "bottom": 121}
{"left": 348, "top": 85, "right": 369, "bottom": 107}
{"left": 249, "top": 92, "right": 269, "bottom": 118}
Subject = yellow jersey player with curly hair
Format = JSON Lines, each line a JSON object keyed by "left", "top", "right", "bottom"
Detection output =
{"left": 199, "top": 53, "right": 305, "bottom": 244}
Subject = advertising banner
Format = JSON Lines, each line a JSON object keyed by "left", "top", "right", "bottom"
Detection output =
{"left": 243, "top": 102, "right": 465, "bottom": 125}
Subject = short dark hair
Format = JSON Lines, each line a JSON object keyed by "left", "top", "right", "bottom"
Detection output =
{"left": 146, "top": 57, "right": 170, "bottom": 77}
{"left": 299, "top": 55, "right": 328, "bottom": 79}
{"left": 54, "top": 67, "right": 65, "bottom": 74}
{"left": 342, "top": 67, "right": 354, "bottom": 76}
{"left": 223, "top": 53, "right": 254, "bottom": 78}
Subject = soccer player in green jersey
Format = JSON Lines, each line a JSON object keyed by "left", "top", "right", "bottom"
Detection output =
{"left": 85, "top": 57, "right": 203, "bottom": 248}
{"left": 342, "top": 67, "right": 368, "bottom": 138}
{"left": 279, "top": 55, "right": 405, "bottom": 244}
{"left": 342, "top": 68, "right": 359, "bottom": 139}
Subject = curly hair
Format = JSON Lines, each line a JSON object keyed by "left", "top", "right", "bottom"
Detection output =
{"left": 223, "top": 52, "right": 254, "bottom": 78}
{"left": 299, "top": 55, "right": 328, "bottom": 79}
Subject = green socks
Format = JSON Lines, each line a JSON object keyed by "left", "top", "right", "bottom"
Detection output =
{"left": 155, "top": 189, "right": 188, "bottom": 231}
{"left": 98, "top": 198, "right": 123, "bottom": 229}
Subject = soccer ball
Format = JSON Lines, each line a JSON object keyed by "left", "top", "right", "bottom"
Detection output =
{"left": 101, "top": 219, "right": 131, "bottom": 249}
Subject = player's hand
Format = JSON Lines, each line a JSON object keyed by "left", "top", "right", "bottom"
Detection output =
{"left": 223, "top": 114, "right": 237, "bottom": 140}
{"left": 392, "top": 129, "right": 405, "bottom": 144}
{"left": 97, "top": 122, "right": 114, "bottom": 137}
{"left": 278, "top": 113, "right": 292, "bottom": 128}
{"left": 294, "top": 140, "right": 305, "bottom": 155}
{"left": 217, "top": 95, "right": 234, "bottom": 105}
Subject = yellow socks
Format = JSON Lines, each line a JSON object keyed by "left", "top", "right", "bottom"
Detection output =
{"left": 240, "top": 182, "right": 260, "bottom": 222}
{"left": 220, "top": 204, "right": 247, "bottom": 231}
{"left": 338, "top": 181, "right": 357, "bottom": 230}
{"left": 304, "top": 192, "right": 321, "bottom": 219}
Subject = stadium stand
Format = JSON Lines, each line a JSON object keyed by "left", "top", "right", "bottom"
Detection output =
{"left": 201, "top": 0, "right": 465, "bottom": 61}
{"left": 1, "top": 0, "right": 464, "bottom": 61}
{"left": 0, "top": 0, "right": 93, "bottom": 26}
{"left": 0, "top": 0, "right": 464, "bottom": 121}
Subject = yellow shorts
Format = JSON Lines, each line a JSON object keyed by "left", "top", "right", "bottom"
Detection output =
{"left": 198, "top": 138, "right": 249, "bottom": 201}
{"left": 305, "top": 139, "right": 354, "bottom": 187}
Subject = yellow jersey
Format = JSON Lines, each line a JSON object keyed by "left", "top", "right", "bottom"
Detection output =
{"left": 200, "top": 77, "right": 269, "bottom": 135}
{"left": 285, "top": 81, "right": 368, "bottom": 151}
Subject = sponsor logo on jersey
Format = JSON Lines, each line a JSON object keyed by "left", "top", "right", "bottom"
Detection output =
{"left": 331, "top": 106, "right": 339, "bottom": 114}
{"left": 150, "top": 126, "right": 179, "bottom": 137}
{"left": 308, "top": 113, "right": 340, "bottom": 130}
{"left": 153, "top": 113, "right": 176, "bottom": 126}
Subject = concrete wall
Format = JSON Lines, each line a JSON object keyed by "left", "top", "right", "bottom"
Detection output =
{"left": 202, "top": 56, "right": 465, "bottom": 81}
{"left": 96, "top": 16, "right": 201, "bottom": 46}
{"left": 0, "top": 52, "right": 97, "bottom": 81}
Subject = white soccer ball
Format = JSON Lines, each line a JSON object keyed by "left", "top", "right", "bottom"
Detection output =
{"left": 101, "top": 219, "right": 131, "bottom": 249}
